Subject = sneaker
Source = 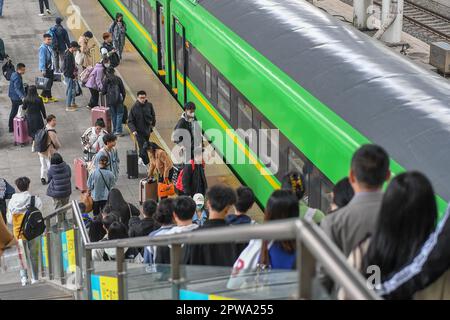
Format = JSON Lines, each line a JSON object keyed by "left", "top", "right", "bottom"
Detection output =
{"left": 41, "top": 178, "right": 47, "bottom": 185}
{"left": 47, "top": 97, "right": 58, "bottom": 103}
{"left": 41, "top": 97, "right": 49, "bottom": 103}
{"left": 38, "top": 13, "right": 45, "bottom": 16}
{"left": 46, "top": 9, "right": 52, "bottom": 15}
{"left": 21, "top": 277, "right": 28, "bottom": 286}
{"left": 65, "top": 107, "right": 77, "bottom": 112}
{"left": 31, "top": 279, "right": 39, "bottom": 285}
{"left": 138, "top": 157, "right": 145, "bottom": 167}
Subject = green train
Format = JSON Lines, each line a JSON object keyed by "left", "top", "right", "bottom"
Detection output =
{"left": 99, "top": 0, "right": 450, "bottom": 217}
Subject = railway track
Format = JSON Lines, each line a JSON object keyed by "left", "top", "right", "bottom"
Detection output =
{"left": 374, "top": 0, "right": 450, "bottom": 44}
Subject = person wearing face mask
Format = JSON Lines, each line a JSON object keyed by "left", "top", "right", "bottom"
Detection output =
{"left": 192, "top": 193, "right": 208, "bottom": 226}
{"left": 128, "top": 90, "right": 156, "bottom": 166}
{"left": 81, "top": 118, "right": 108, "bottom": 160}
{"left": 108, "top": 13, "right": 127, "bottom": 61}
{"left": 85, "top": 58, "right": 109, "bottom": 110}
{"left": 172, "top": 102, "right": 202, "bottom": 162}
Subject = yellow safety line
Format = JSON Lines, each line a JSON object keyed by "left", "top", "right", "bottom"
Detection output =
{"left": 113, "top": 0, "right": 158, "bottom": 53}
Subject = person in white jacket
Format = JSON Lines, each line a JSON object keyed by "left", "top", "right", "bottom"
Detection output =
{"left": 80, "top": 118, "right": 108, "bottom": 161}
{"left": 6, "top": 177, "right": 43, "bottom": 286}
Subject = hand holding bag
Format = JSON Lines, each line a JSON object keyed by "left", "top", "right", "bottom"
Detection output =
{"left": 35, "top": 76, "right": 49, "bottom": 90}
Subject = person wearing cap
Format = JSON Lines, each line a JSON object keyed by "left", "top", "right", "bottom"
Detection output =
{"left": 77, "top": 31, "right": 95, "bottom": 70}
{"left": 192, "top": 193, "right": 208, "bottom": 226}
{"left": 63, "top": 41, "right": 80, "bottom": 112}
{"left": 50, "top": 17, "right": 70, "bottom": 73}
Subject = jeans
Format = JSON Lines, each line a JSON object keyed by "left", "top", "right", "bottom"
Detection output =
{"left": 88, "top": 88, "right": 99, "bottom": 108}
{"left": 39, "top": 0, "right": 50, "bottom": 13}
{"left": 52, "top": 197, "right": 70, "bottom": 210}
{"left": 110, "top": 103, "right": 124, "bottom": 134}
{"left": 41, "top": 69, "right": 54, "bottom": 98}
{"left": 9, "top": 100, "right": 21, "bottom": 132}
{"left": 0, "top": 0, "right": 4, "bottom": 16}
{"left": 65, "top": 78, "right": 75, "bottom": 107}
{"left": 38, "top": 153, "right": 50, "bottom": 180}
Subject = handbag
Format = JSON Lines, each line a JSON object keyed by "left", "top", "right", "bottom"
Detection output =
{"left": 35, "top": 76, "right": 49, "bottom": 90}
{"left": 158, "top": 182, "right": 175, "bottom": 198}
{"left": 75, "top": 80, "right": 83, "bottom": 97}
{"left": 80, "top": 190, "right": 93, "bottom": 213}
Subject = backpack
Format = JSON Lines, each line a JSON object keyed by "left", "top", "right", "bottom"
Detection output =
{"left": 18, "top": 196, "right": 45, "bottom": 241}
{"left": 176, "top": 160, "right": 195, "bottom": 192}
{"left": 34, "top": 128, "right": 56, "bottom": 153}
{"left": 2, "top": 60, "right": 14, "bottom": 81}
{"left": 80, "top": 66, "right": 94, "bottom": 84}
{"left": 48, "top": 26, "right": 59, "bottom": 50}
{"left": 106, "top": 80, "right": 121, "bottom": 105}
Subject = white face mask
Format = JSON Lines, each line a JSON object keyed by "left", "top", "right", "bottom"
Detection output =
{"left": 188, "top": 112, "right": 195, "bottom": 118}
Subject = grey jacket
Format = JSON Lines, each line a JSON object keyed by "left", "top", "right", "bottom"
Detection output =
{"left": 321, "top": 191, "right": 383, "bottom": 257}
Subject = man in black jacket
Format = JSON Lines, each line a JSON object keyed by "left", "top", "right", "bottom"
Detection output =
{"left": 129, "top": 199, "right": 158, "bottom": 256}
{"left": 63, "top": 41, "right": 80, "bottom": 112}
{"left": 172, "top": 102, "right": 202, "bottom": 163}
{"left": 182, "top": 185, "right": 242, "bottom": 267}
{"left": 128, "top": 90, "right": 156, "bottom": 166}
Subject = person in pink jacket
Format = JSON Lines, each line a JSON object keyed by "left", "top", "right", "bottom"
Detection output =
{"left": 85, "top": 58, "right": 109, "bottom": 109}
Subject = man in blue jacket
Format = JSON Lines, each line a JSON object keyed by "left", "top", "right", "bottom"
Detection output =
{"left": 38, "top": 33, "right": 57, "bottom": 103}
{"left": 8, "top": 63, "right": 26, "bottom": 133}
{"left": 50, "top": 17, "right": 70, "bottom": 73}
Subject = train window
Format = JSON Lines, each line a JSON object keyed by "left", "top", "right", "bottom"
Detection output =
{"left": 320, "top": 180, "right": 333, "bottom": 214}
{"left": 217, "top": 77, "right": 231, "bottom": 119}
{"left": 188, "top": 47, "right": 205, "bottom": 93}
{"left": 260, "top": 120, "right": 279, "bottom": 174}
{"left": 151, "top": 6, "right": 157, "bottom": 41}
{"left": 122, "top": 0, "right": 130, "bottom": 8}
{"left": 175, "top": 32, "right": 183, "bottom": 72}
{"left": 205, "top": 65, "right": 211, "bottom": 98}
{"left": 237, "top": 97, "right": 252, "bottom": 131}
{"left": 130, "top": 0, "right": 140, "bottom": 18}
{"left": 288, "top": 148, "right": 305, "bottom": 174}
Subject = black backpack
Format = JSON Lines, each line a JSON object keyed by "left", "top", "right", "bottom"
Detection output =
{"left": 34, "top": 128, "right": 56, "bottom": 153}
{"left": 19, "top": 196, "right": 45, "bottom": 241}
{"left": 106, "top": 80, "right": 121, "bottom": 106}
{"left": 2, "top": 60, "right": 15, "bottom": 81}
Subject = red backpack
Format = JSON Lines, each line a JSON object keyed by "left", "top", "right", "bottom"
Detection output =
{"left": 176, "top": 160, "right": 205, "bottom": 192}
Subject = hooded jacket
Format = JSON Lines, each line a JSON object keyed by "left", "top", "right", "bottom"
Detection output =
{"left": 47, "top": 162, "right": 72, "bottom": 199}
{"left": 172, "top": 113, "right": 202, "bottom": 159}
{"left": 128, "top": 100, "right": 156, "bottom": 137}
{"left": 85, "top": 63, "right": 105, "bottom": 91}
{"left": 7, "top": 191, "right": 43, "bottom": 239}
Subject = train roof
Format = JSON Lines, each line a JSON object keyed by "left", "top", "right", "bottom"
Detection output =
{"left": 198, "top": 0, "right": 450, "bottom": 201}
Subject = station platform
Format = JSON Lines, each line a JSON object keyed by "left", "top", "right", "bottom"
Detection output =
{"left": 0, "top": 0, "right": 262, "bottom": 220}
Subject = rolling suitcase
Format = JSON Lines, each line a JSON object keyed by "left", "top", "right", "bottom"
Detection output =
{"left": 74, "top": 158, "right": 88, "bottom": 191}
{"left": 91, "top": 106, "right": 111, "bottom": 133}
{"left": 127, "top": 141, "right": 139, "bottom": 179}
{"left": 13, "top": 116, "right": 31, "bottom": 146}
{"left": 139, "top": 178, "right": 158, "bottom": 204}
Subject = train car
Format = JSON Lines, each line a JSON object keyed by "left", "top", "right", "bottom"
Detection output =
{"left": 99, "top": 0, "right": 450, "bottom": 217}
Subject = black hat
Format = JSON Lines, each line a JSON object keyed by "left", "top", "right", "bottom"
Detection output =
{"left": 69, "top": 41, "right": 80, "bottom": 49}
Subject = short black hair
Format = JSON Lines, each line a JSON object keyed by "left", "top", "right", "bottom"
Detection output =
{"left": 174, "top": 196, "right": 196, "bottom": 221}
{"left": 333, "top": 177, "right": 354, "bottom": 209}
{"left": 143, "top": 200, "right": 157, "bottom": 217}
{"left": 83, "top": 31, "right": 93, "bottom": 38}
{"left": 184, "top": 102, "right": 196, "bottom": 111}
{"left": 137, "top": 90, "right": 146, "bottom": 96}
{"left": 16, "top": 63, "right": 26, "bottom": 70}
{"left": 95, "top": 118, "right": 105, "bottom": 128}
{"left": 46, "top": 114, "right": 56, "bottom": 123}
{"left": 103, "top": 133, "right": 117, "bottom": 144}
{"left": 206, "top": 185, "right": 236, "bottom": 213}
{"left": 235, "top": 187, "right": 255, "bottom": 213}
{"left": 102, "top": 214, "right": 118, "bottom": 230}
{"left": 43, "top": 33, "right": 52, "bottom": 39}
{"left": 154, "top": 198, "right": 174, "bottom": 225}
{"left": 50, "top": 153, "right": 63, "bottom": 165}
{"left": 108, "top": 221, "right": 128, "bottom": 240}
{"left": 15, "top": 177, "right": 31, "bottom": 192}
{"left": 351, "top": 144, "right": 390, "bottom": 188}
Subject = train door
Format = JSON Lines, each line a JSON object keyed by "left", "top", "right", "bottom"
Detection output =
{"left": 156, "top": 2, "right": 166, "bottom": 79}
{"left": 172, "top": 18, "right": 187, "bottom": 104}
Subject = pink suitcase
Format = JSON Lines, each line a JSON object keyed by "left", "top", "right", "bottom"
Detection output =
{"left": 13, "top": 117, "right": 31, "bottom": 146}
{"left": 91, "top": 106, "right": 112, "bottom": 134}
{"left": 74, "top": 158, "right": 88, "bottom": 191}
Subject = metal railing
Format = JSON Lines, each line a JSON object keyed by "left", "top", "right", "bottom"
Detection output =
{"left": 37, "top": 200, "right": 380, "bottom": 300}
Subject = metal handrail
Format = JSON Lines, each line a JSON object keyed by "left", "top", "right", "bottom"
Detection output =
{"left": 66, "top": 200, "right": 380, "bottom": 300}
{"left": 37, "top": 201, "right": 380, "bottom": 300}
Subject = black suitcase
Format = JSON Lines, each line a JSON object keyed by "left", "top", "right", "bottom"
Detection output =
{"left": 127, "top": 142, "right": 139, "bottom": 179}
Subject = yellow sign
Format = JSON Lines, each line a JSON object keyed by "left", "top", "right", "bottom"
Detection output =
{"left": 91, "top": 275, "right": 119, "bottom": 300}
